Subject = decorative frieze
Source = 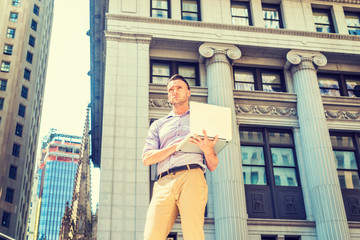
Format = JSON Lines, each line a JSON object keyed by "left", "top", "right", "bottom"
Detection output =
{"left": 149, "top": 99, "right": 171, "bottom": 109}
{"left": 235, "top": 104, "right": 297, "bottom": 117}
{"left": 104, "top": 31, "right": 152, "bottom": 44}
{"left": 325, "top": 110, "right": 360, "bottom": 120}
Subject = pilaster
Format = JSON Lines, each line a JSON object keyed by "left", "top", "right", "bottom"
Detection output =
{"left": 199, "top": 43, "right": 248, "bottom": 240}
{"left": 286, "top": 50, "right": 350, "bottom": 240}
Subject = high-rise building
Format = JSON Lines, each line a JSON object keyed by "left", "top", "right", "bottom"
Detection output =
{"left": 89, "top": 0, "right": 360, "bottom": 239}
{"left": 36, "top": 131, "right": 82, "bottom": 240}
{"left": 0, "top": 0, "right": 54, "bottom": 239}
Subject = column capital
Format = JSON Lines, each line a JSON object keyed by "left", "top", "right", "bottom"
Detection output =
{"left": 286, "top": 50, "right": 327, "bottom": 74}
{"left": 199, "top": 43, "right": 241, "bottom": 67}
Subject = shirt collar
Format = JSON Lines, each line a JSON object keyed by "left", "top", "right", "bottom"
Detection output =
{"left": 167, "top": 109, "right": 190, "bottom": 118}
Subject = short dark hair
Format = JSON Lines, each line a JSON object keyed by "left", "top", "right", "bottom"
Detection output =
{"left": 167, "top": 74, "right": 190, "bottom": 90}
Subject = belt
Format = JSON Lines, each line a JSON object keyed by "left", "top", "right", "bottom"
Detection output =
{"left": 158, "top": 164, "right": 202, "bottom": 179}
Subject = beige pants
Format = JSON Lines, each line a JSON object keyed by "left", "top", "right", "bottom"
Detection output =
{"left": 144, "top": 167, "right": 208, "bottom": 240}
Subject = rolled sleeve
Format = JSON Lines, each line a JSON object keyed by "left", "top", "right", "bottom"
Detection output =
{"left": 142, "top": 121, "right": 160, "bottom": 158}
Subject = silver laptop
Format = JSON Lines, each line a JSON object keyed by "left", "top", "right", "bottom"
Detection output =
{"left": 176, "top": 101, "right": 232, "bottom": 154}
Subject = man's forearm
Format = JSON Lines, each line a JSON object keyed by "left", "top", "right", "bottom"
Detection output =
{"left": 204, "top": 150, "right": 219, "bottom": 172}
{"left": 143, "top": 144, "right": 177, "bottom": 166}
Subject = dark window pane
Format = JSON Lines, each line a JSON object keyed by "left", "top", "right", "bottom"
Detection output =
{"left": 9, "top": 165, "right": 17, "bottom": 179}
{"left": 337, "top": 170, "right": 360, "bottom": 189}
{"left": 6, "top": 28, "right": 16, "bottom": 38}
{"left": 24, "top": 68, "right": 31, "bottom": 80}
{"left": 26, "top": 52, "right": 33, "bottom": 64}
{"left": 345, "top": 76, "right": 360, "bottom": 97}
{"left": 330, "top": 135, "right": 354, "bottom": 148}
{"left": 0, "top": 80, "right": 7, "bottom": 91}
{"left": 0, "top": 98, "right": 4, "bottom": 110}
{"left": 29, "top": 35, "right": 36, "bottom": 47}
{"left": 268, "top": 132, "right": 293, "bottom": 144}
{"left": 240, "top": 130, "right": 263, "bottom": 143}
{"left": 271, "top": 148, "right": 295, "bottom": 167}
{"left": 242, "top": 146, "right": 265, "bottom": 165}
{"left": 33, "top": 5, "right": 40, "bottom": 16}
{"left": 12, "top": 143, "right": 21, "bottom": 157}
{"left": 15, "top": 123, "right": 23, "bottom": 137}
{"left": 243, "top": 166, "right": 267, "bottom": 185}
{"left": 1, "top": 212, "right": 11, "bottom": 228}
{"left": 5, "top": 188, "right": 14, "bottom": 203}
{"left": 273, "top": 167, "right": 298, "bottom": 186}
{"left": 334, "top": 151, "right": 357, "bottom": 170}
{"left": 21, "top": 86, "right": 28, "bottom": 99}
{"left": 9, "top": 12, "right": 18, "bottom": 22}
{"left": 18, "top": 104, "right": 26, "bottom": 117}
{"left": 31, "top": 20, "right": 38, "bottom": 31}
{"left": 12, "top": 0, "right": 21, "bottom": 6}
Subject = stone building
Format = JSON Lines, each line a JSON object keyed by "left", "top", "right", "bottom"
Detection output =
{"left": 89, "top": 0, "right": 360, "bottom": 239}
{"left": 0, "top": 0, "right": 54, "bottom": 239}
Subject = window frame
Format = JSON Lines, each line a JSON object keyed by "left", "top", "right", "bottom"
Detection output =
{"left": 9, "top": 165, "right": 17, "bottom": 180}
{"left": 29, "top": 35, "right": 35, "bottom": 47}
{"left": 330, "top": 131, "right": 360, "bottom": 221}
{"left": 1, "top": 61, "right": 11, "bottom": 73}
{"left": 5, "top": 188, "right": 15, "bottom": 203}
{"left": 6, "top": 28, "right": 16, "bottom": 38}
{"left": 231, "top": 1, "right": 252, "bottom": 26}
{"left": 312, "top": 8, "right": 335, "bottom": 33}
{"left": 3, "top": 44, "right": 13, "bottom": 55}
{"left": 240, "top": 127, "right": 305, "bottom": 219}
{"left": 0, "top": 79, "right": 7, "bottom": 91}
{"left": 318, "top": 73, "right": 360, "bottom": 98}
{"left": 33, "top": 4, "right": 40, "bottom": 16}
{"left": 150, "top": 59, "right": 200, "bottom": 86}
{"left": 262, "top": 3, "right": 283, "bottom": 29}
{"left": 233, "top": 67, "right": 286, "bottom": 93}
{"left": 1, "top": 211, "right": 11, "bottom": 228}
{"left": 0, "top": 98, "right": 4, "bottom": 110}
{"left": 181, "top": 0, "right": 201, "bottom": 21}
{"left": 31, "top": 19, "right": 38, "bottom": 31}
{"left": 26, "top": 51, "right": 33, "bottom": 64}
{"left": 15, "top": 123, "right": 23, "bottom": 137}
{"left": 12, "top": 0, "right": 21, "bottom": 6}
{"left": 9, "top": 12, "right": 19, "bottom": 22}
{"left": 12, "top": 143, "right": 21, "bottom": 157}
{"left": 345, "top": 11, "right": 360, "bottom": 35}
{"left": 24, "top": 68, "right": 31, "bottom": 81}
{"left": 21, "top": 86, "right": 28, "bottom": 99}
{"left": 151, "top": 0, "right": 171, "bottom": 19}
{"left": 18, "top": 104, "right": 26, "bottom": 117}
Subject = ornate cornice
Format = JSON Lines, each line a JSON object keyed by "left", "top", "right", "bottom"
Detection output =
{"left": 199, "top": 43, "right": 241, "bottom": 67}
{"left": 149, "top": 99, "right": 172, "bottom": 109}
{"left": 106, "top": 14, "right": 360, "bottom": 41}
{"left": 104, "top": 31, "right": 152, "bottom": 44}
{"left": 235, "top": 104, "right": 297, "bottom": 117}
{"left": 286, "top": 50, "right": 327, "bottom": 74}
{"left": 325, "top": 110, "right": 360, "bottom": 120}
{"left": 317, "top": 0, "right": 360, "bottom": 4}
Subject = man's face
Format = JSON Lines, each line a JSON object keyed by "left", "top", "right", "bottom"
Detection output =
{"left": 167, "top": 79, "right": 191, "bottom": 106}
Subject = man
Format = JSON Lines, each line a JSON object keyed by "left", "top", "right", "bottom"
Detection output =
{"left": 142, "top": 74, "right": 219, "bottom": 240}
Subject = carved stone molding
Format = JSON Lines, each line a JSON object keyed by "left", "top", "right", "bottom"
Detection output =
{"left": 107, "top": 14, "right": 360, "bottom": 41}
{"left": 104, "top": 31, "right": 152, "bottom": 44}
{"left": 235, "top": 104, "right": 297, "bottom": 117}
{"left": 286, "top": 50, "right": 327, "bottom": 74}
{"left": 149, "top": 99, "right": 172, "bottom": 109}
{"left": 325, "top": 110, "right": 360, "bottom": 120}
{"left": 317, "top": 0, "right": 360, "bottom": 4}
{"left": 199, "top": 43, "right": 241, "bottom": 67}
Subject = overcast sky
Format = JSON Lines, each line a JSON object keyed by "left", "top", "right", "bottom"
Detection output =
{"left": 38, "top": 0, "right": 99, "bottom": 210}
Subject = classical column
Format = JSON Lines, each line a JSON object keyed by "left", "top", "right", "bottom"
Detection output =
{"left": 286, "top": 50, "right": 350, "bottom": 240}
{"left": 199, "top": 43, "right": 248, "bottom": 240}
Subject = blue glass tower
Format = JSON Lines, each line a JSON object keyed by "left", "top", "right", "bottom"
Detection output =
{"left": 36, "top": 132, "right": 81, "bottom": 240}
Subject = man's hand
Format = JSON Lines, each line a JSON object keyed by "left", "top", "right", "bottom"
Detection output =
{"left": 189, "top": 129, "right": 219, "bottom": 171}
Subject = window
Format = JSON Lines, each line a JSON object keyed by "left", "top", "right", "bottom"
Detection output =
{"left": 12, "top": 143, "right": 21, "bottom": 157}
{"left": 1, "top": 211, "right": 10, "bottom": 228}
{"left": 240, "top": 128, "right": 305, "bottom": 219}
{"left": 24, "top": 68, "right": 31, "bottom": 80}
{"left": 0, "top": 98, "right": 4, "bottom": 110}
{"left": 26, "top": 51, "right": 33, "bottom": 64}
{"left": 5, "top": 188, "right": 14, "bottom": 203}
{"left": 262, "top": 4, "right": 283, "bottom": 29}
{"left": 9, "top": 12, "right": 19, "bottom": 22}
{"left": 234, "top": 67, "right": 286, "bottom": 92}
{"left": 151, "top": 0, "right": 170, "bottom": 18}
{"left": 18, "top": 104, "right": 26, "bottom": 117}
{"left": 31, "top": 20, "right": 38, "bottom": 31}
{"left": 313, "top": 8, "right": 335, "bottom": 33}
{"left": 12, "top": 0, "right": 20, "bottom": 6}
{"left": 33, "top": 5, "right": 40, "bottom": 16}
{"left": 150, "top": 60, "right": 199, "bottom": 86}
{"left": 6, "top": 28, "right": 16, "bottom": 38}
{"left": 15, "top": 123, "right": 23, "bottom": 137}
{"left": 318, "top": 73, "right": 360, "bottom": 97}
{"left": 21, "top": 86, "right": 28, "bottom": 99}
{"left": 231, "top": 2, "right": 251, "bottom": 26}
{"left": 345, "top": 12, "right": 360, "bottom": 35}
{"left": 181, "top": 0, "right": 200, "bottom": 21}
{"left": 9, "top": 165, "right": 17, "bottom": 180}
{"left": 0, "top": 80, "right": 7, "bottom": 91}
{"left": 1, "top": 61, "right": 10, "bottom": 73}
{"left": 3, "top": 44, "right": 13, "bottom": 55}
{"left": 29, "top": 35, "right": 35, "bottom": 47}
{"left": 330, "top": 132, "right": 360, "bottom": 221}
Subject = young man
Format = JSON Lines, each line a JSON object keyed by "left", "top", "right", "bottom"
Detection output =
{"left": 142, "top": 74, "right": 219, "bottom": 240}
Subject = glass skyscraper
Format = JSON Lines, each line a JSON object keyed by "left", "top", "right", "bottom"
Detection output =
{"left": 36, "top": 131, "right": 81, "bottom": 240}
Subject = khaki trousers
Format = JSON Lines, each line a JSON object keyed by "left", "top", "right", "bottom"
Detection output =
{"left": 144, "top": 167, "right": 208, "bottom": 240}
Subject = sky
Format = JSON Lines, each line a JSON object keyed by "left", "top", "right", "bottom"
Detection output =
{"left": 38, "top": 0, "right": 100, "bottom": 210}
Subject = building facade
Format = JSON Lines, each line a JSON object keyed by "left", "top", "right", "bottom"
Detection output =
{"left": 36, "top": 132, "right": 82, "bottom": 240}
{"left": 89, "top": 0, "right": 360, "bottom": 239}
{"left": 0, "top": 0, "right": 54, "bottom": 239}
